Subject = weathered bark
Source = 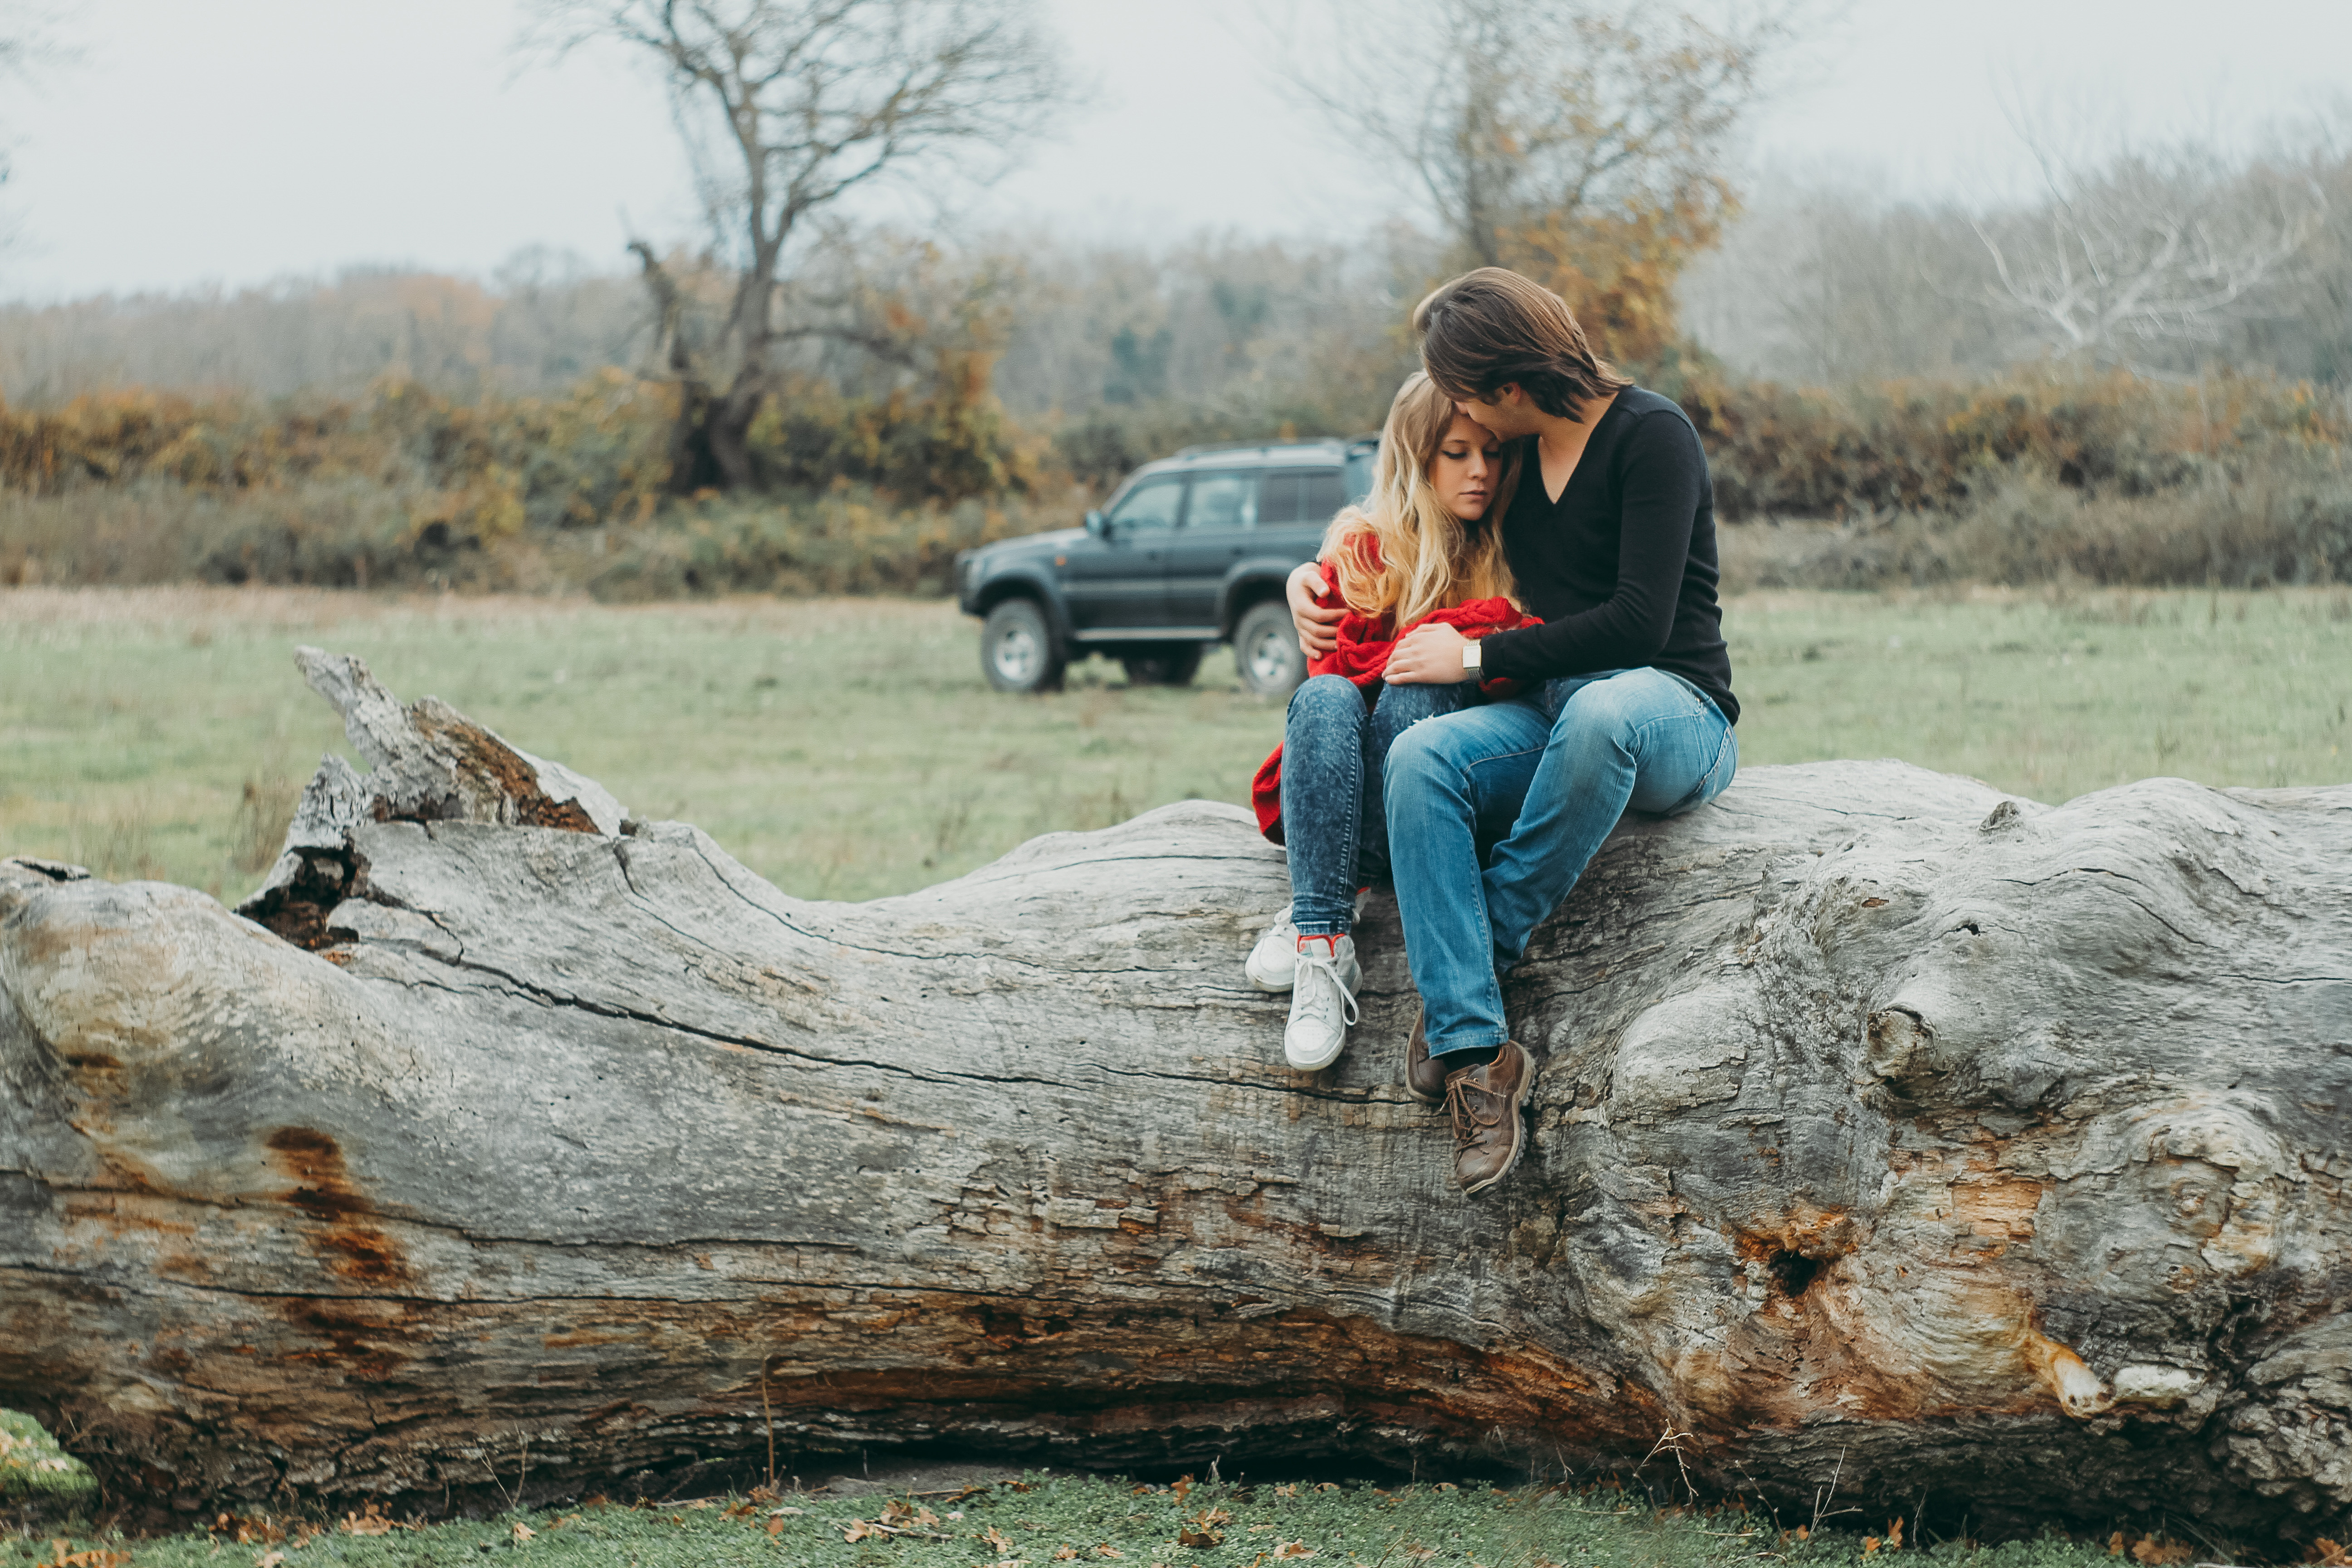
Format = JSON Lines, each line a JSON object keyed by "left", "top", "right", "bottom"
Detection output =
{"left": 3, "top": 651, "right": 2348, "bottom": 1539}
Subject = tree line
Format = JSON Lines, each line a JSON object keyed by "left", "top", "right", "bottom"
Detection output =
{"left": 2, "top": 0, "right": 2349, "bottom": 598}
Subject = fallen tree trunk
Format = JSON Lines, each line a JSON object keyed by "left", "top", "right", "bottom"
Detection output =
{"left": 2, "top": 650, "right": 2348, "bottom": 1542}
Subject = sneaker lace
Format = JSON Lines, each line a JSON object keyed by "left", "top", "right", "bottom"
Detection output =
{"left": 1293, "top": 943, "right": 1360, "bottom": 1031}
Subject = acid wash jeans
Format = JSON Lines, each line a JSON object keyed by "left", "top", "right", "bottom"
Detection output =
{"left": 1382, "top": 666, "right": 1737, "bottom": 1058}
{"left": 1280, "top": 674, "right": 1470, "bottom": 936}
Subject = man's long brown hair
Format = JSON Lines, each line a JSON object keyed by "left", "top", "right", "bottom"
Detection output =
{"left": 1412, "top": 267, "right": 1632, "bottom": 421}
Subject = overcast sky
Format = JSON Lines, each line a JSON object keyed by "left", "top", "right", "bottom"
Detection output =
{"left": 1, "top": 0, "right": 2347, "bottom": 303}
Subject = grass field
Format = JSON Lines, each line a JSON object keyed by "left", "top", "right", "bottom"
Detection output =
{"left": 12, "top": 1469, "right": 2155, "bottom": 1568}
{"left": 3, "top": 584, "right": 2347, "bottom": 904}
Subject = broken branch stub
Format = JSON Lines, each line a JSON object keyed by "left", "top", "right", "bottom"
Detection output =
{"left": 238, "top": 647, "right": 626, "bottom": 946}
{"left": 2, "top": 650, "right": 2348, "bottom": 1543}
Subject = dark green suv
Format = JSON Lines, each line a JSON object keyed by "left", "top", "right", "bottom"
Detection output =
{"left": 954, "top": 436, "right": 1376, "bottom": 696}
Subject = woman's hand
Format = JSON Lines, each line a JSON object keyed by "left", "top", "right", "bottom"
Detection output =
{"left": 1287, "top": 561, "right": 1344, "bottom": 657}
{"left": 1382, "top": 622, "right": 1479, "bottom": 685}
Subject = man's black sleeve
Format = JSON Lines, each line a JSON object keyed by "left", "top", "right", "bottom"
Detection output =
{"left": 1476, "top": 411, "right": 1705, "bottom": 683}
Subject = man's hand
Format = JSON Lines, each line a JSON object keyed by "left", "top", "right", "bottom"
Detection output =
{"left": 1382, "top": 621, "right": 1478, "bottom": 685}
{"left": 1287, "top": 561, "right": 1343, "bottom": 657}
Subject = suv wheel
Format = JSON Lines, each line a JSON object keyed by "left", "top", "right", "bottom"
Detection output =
{"left": 1120, "top": 642, "right": 1203, "bottom": 686}
{"left": 1232, "top": 601, "right": 1307, "bottom": 698}
{"left": 981, "top": 598, "right": 1065, "bottom": 692}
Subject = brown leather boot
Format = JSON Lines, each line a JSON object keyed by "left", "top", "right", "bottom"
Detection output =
{"left": 1403, "top": 1000, "right": 1446, "bottom": 1105}
{"left": 1444, "top": 1041, "right": 1537, "bottom": 1195}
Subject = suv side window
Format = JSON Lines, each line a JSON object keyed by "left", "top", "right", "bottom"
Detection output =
{"left": 1301, "top": 469, "right": 1348, "bottom": 524}
{"left": 1107, "top": 474, "right": 1184, "bottom": 531}
{"left": 1184, "top": 470, "right": 1257, "bottom": 530}
{"left": 1261, "top": 467, "right": 1345, "bottom": 528}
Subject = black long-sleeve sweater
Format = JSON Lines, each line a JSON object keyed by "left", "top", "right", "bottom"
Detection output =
{"left": 1476, "top": 387, "right": 1739, "bottom": 725}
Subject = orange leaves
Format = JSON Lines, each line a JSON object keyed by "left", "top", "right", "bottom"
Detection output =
{"left": 339, "top": 1503, "right": 403, "bottom": 1538}
{"left": 213, "top": 1513, "right": 283, "bottom": 1547}
{"left": 2306, "top": 1541, "right": 2351, "bottom": 1567}
{"left": 37, "top": 1545, "right": 131, "bottom": 1568}
{"left": 1272, "top": 1542, "right": 1318, "bottom": 1560}
{"left": 1863, "top": 1517, "right": 1906, "bottom": 1554}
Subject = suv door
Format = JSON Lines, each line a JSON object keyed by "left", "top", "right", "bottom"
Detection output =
{"left": 1164, "top": 468, "right": 1257, "bottom": 629}
{"left": 1060, "top": 472, "right": 1183, "bottom": 631}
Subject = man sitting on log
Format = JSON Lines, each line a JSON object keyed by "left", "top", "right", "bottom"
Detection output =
{"left": 1288, "top": 268, "right": 1741, "bottom": 1194}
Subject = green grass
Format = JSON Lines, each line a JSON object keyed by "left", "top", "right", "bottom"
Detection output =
{"left": 10, "top": 1469, "right": 2143, "bottom": 1568}
{"left": 3, "top": 585, "right": 2347, "bottom": 905}
{"left": 0, "top": 1409, "right": 96, "bottom": 1509}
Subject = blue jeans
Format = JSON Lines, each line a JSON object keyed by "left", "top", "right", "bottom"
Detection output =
{"left": 1383, "top": 666, "right": 1738, "bottom": 1056}
{"left": 1281, "top": 675, "right": 1470, "bottom": 935}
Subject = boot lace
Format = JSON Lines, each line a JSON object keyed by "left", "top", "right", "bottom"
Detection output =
{"left": 1445, "top": 1070, "right": 1502, "bottom": 1147}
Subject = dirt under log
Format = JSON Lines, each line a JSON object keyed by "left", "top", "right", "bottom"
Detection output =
{"left": 1, "top": 650, "right": 2348, "bottom": 1542}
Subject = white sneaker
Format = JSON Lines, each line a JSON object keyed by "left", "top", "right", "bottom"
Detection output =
{"left": 1247, "top": 891, "right": 1371, "bottom": 992}
{"left": 1246, "top": 912, "right": 1302, "bottom": 991}
{"left": 1284, "top": 934, "right": 1361, "bottom": 1071}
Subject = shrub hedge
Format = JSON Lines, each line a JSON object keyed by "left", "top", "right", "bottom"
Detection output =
{"left": 4, "top": 365, "right": 2347, "bottom": 595}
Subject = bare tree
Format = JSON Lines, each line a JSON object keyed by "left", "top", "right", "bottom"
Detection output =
{"left": 533, "top": 0, "right": 1068, "bottom": 490}
{"left": 1974, "top": 135, "right": 2326, "bottom": 377}
{"left": 1284, "top": 0, "right": 1803, "bottom": 359}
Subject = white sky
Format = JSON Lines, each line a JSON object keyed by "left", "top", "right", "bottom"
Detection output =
{"left": 1, "top": 0, "right": 2347, "bottom": 303}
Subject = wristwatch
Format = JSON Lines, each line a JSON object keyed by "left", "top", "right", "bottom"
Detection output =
{"left": 1461, "top": 640, "right": 1483, "bottom": 674}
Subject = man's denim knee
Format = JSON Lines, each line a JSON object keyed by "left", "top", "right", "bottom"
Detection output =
{"left": 1383, "top": 720, "right": 1454, "bottom": 798}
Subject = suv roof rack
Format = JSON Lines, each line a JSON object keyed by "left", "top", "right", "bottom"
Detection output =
{"left": 1168, "top": 436, "right": 1347, "bottom": 460}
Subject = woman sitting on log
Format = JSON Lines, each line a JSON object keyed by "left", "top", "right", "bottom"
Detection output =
{"left": 1246, "top": 372, "right": 1540, "bottom": 1071}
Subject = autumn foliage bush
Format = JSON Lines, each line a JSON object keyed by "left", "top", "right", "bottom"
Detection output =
{"left": 5, "top": 358, "right": 2350, "bottom": 597}
{"left": 0, "top": 366, "right": 1044, "bottom": 593}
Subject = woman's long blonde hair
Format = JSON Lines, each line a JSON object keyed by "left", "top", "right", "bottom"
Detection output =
{"left": 1323, "top": 372, "right": 1520, "bottom": 627}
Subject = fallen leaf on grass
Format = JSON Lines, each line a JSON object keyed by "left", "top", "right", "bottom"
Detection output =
{"left": 1053, "top": 1548, "right": 1079, "bottom": 1561}
{"left": 255, "top": 1554, "right": 284, "bottom": 1568}
{"left": 986, "top": 1525, "right": 1019, "bottom": 1553}
{"left": 843, "top": 1520, "right": 881, "bottom": 1543}
{"left": 510, "top": 1524, "right": 534, "bottom": 1544}
{"left": 2132, "top": 1542, "right": 2193, "bottom": 1566}
{"left": 1273, "top": 1485, "right": 1298, "bottom": 1499}
{"left": 2308, "top": 1541, "right": 2351, "bottom": 1568}
{"left": 1315, "top": 1484, "right": 1341, "bottom": 1494}
{"left": 1199, "top": 1509, "right": 1232, "bottom": 1528}
{"left": 1273, "top": 1543, "right": 1316, "bottom": 1560}
{"left": 765, "top": 1518, "right": 785, "bottom": 1538}
{"left": 341, "top": 1504, "right": 398, "bottom": 1538}
{"left": 1094, "top": 1547, "right": 1123, "bottom": 1559}
{"left": 1176, "top": 1526, "right": 1224, "bottom": 1549}
{"left": 40, "top": 1548, "right": 132, "bottom": 1568}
